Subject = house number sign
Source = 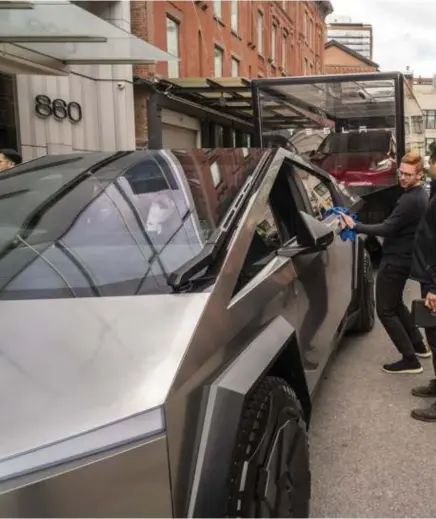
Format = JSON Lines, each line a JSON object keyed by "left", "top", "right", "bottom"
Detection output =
{"left": 35, "top": 95, "right": 82, "bottom": 123}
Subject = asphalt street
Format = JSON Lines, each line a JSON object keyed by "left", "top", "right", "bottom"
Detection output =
{"left": 309, "top": 279, "right": 436, "bottom": 518}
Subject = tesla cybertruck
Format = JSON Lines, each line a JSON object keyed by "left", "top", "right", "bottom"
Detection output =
{"left": 0, "top": 147, "right": 374, "bottom": 518}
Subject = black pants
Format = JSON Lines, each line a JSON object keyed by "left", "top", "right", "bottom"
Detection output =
{"left": 420, "top": 284, "right": 436, "bottom": 376}
{"left": 376, "top": 262, "right": 423, "bottom": 358}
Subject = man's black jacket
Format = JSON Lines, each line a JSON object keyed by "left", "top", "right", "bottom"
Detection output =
{"left": 354, "top": 185, "right": 428, "bottom": 268}
{"left": 411, "top": 193, "right": 436, "bottom": 291}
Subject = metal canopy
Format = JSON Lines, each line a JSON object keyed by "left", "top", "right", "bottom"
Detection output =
{"left": 258, "top": 78, "right": 396, "bottom": 122}
{"left": 154, "top": 77, "right": 332, "bottom": 131}
{"left": 0, "top": 1, "right": 177, "bottom": 65}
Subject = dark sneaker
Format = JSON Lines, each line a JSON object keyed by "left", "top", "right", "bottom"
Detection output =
{"left": 383, "top": 357, "right": 423, "bottom": 374}
{"left": 411, "top": 402, "right": 436, "bottom": 422}
{"left": 412, "top": 379, "right": 436, "bottom": 397}
{"left": 414, "top": 342, "right": 432, "bottom": 359}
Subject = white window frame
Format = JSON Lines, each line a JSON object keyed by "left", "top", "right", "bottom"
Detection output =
{"left": 271, "top": 24, "right": 277, "bottom": 63}
{"left": 257, "top": 10, "right": 263, "bottom": 55}
{"left": 282, "top": 31, "right": 287, "bottom": 70}
{"left": 214, "top": 46, "right": 223, "bottom": 77}
{"left": 231, "top": 0, "right": 238, "bottom": 32}
{"left": 231, "top": 57, "right": 239, "bottom": 77}
{"left": 213, "top": 0, "right": 222, "bottom": 19}
{"left": 166, "top": 16, "right": 180, "bottom": 78}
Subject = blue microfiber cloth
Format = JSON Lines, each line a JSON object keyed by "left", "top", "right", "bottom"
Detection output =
{"left": 322, "top": 206, "right": 358, "bottom": 242}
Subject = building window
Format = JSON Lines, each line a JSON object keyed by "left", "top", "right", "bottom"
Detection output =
{"left": 282, "top": 31, "right": 287, "bottom": 70}
{"left": 213, "top": 0, "right": 222, "bottom": 19}
{"left": 231, "top": 57, "right": 239, "bottom": 77}
{"left": 425, "top": 110, "right": 436, "bottom": 129}
{"left": 211, "top": 160, "right": 222, "bottom": 187}
{"left": 214, "top": 46, "right": 223, "bottom": 76}
{"left": 304, "top": 57, "right": 309, "bottom": 75}
{"left": 271, "top": 24, "right": 277, "bottom": 63}
{"left": 304, "top": 11, "right": 308, "bottom": 41}
{"left": 166, "top": 17, "right": 180, "bottom": 78}
{"left": 257, "top": 11, "right": 264, "bottom": 55}
{"left": 412, "top": 115, "right": 424, "bottom": 133}
{"left": 231, "top": 0, "right": 238, "bottom": 32}
{"left": 310, "top": 19, "right": 314, "bottom": 46}
{"left": 309, "top": 62, "right": 313, "bottom": 75}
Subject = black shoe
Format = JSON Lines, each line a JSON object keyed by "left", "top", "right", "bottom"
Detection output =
{"left": 412, "top": 379, "right": 436, "bottom": 397}
{"left": 411, "top": 402, "right": 436, "bottom": 422}
{"left": 383, "top": 357, "right": 423, "bottom": 374}
{"left": 414, "top": 342, "right": 432, "bottom": 359}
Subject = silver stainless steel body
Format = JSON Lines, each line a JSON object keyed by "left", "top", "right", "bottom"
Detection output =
{"left": 0, "top": 148, "right": 371, "bottom": 517}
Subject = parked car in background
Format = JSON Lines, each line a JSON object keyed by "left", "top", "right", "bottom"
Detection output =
{"left": 309, "top": 129, "right": 397, "bottom": 189}
{"left": 0, "top": 148, "right": 375, "bottom": 518}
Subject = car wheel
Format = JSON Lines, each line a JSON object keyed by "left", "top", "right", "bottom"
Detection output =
{"left": 226, "top": 376, "right": 310, "bottom": 518}
{"left": 351, "top": 248, "right": 375, "bottom": 333}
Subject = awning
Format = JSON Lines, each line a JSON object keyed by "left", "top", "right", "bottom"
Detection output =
{"left": 150, "top": 77, "right": 334, "bottom": 130}
{"left": 0, "top": 0, "right": 177, "bottom": 66}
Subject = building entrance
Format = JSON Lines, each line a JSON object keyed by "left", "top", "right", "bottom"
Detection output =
{"left": 0, "top": 73, "right": 18, "bottom": 150}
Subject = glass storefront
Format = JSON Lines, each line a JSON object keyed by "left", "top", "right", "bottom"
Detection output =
{"left": 0, "top": 73, "right": 18, "bottom": 150}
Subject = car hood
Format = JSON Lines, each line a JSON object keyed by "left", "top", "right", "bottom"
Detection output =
{"left": 0, "top": 294, "right": 210, "bottom": 473}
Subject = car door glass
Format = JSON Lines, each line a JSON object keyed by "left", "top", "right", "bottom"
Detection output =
{"left": 294, "top": 168, "right": 334, "bottom": 221}
{"left": 234, "top": 202, "right": 282, "bottom": 293}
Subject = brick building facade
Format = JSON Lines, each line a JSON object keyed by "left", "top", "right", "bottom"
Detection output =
{"left": 324, "top": 40, "right": 379, "bottom": 75}
{"left": 132, "top": 1, "right": 332, "bottom": 80}
{"left": 131, "top": 0, "right": 333, "bottom": 147}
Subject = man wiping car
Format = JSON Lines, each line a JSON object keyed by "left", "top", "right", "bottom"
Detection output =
{"left": 341, "top": 151, "right": 430, "bottom": 374}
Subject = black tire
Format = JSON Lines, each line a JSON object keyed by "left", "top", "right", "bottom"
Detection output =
{"left": 351, "top": 248, "right": 375, "bottom": 333}
{"left": 226, "top": 376, "right": 310, "bottom": 518}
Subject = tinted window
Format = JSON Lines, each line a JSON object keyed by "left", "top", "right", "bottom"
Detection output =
{"left": 0, "top": 149, "right": 266, "bottom": 299}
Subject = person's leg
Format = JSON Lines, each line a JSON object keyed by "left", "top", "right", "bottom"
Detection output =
{"left": 412, "top": 284, "right": 436, "bottom": 406}
{"left": 411, "top": 328, "right": 436, "bottom": 418}
{"left": 421, "top": 284, "right": 436, "bottom": 370}
{"left": 376, "top": 262, "right": 422, "bottom": 373}
{"left": 395, "top": 276, "right": 428, "bottom": 356}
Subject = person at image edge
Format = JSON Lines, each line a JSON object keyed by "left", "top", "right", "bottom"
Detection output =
{"left": 0, "top": 149, "right": 22, "bottom": 172}
{"left": 409, "top": 148, "right": 436, "bottom": 422}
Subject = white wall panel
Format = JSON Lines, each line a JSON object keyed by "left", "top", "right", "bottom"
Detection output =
{"left": 15, "top": 1, "right": 135, "bottom": 159}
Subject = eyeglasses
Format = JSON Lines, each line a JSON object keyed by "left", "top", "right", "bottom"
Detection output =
{"left": 397, "top": 169, "right": 416, "bottom": 178}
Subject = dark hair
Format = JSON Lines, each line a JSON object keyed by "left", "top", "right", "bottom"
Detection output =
{"left": 0, "top": 148, "right": 22, "bottom": 165}
{"left": 429, "top": 141, "right": 436, "bottom": 165}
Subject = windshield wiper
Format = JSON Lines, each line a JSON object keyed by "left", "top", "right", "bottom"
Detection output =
{"left": 0, "top": 189, "right": 30, "bottom": 201}
{"left": 167, "top": 150, "right": 275, "bottom": 291}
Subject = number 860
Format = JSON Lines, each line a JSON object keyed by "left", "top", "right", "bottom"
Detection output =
{"left": 35, "top": 95, "right": 82, "bottom": 123}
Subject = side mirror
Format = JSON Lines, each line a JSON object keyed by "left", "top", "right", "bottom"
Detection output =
{"left": 278, "top": 211, "right": 334, "bottom": 258}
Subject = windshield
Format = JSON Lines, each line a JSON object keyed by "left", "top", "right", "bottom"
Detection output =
{"left": 0, "top": 149, "right": 266, "bottom": 300}
{"left": 317, "top": 131, "right": 392, "bottom": 154}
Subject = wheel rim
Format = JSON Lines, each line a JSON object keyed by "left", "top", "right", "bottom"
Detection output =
{"left": 245, "top": 390, "right": 310, "bottom": 518}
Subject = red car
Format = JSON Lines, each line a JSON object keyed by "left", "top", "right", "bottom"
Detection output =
{"left": 309, "top": 129, "right": 397, "bottom": 187}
